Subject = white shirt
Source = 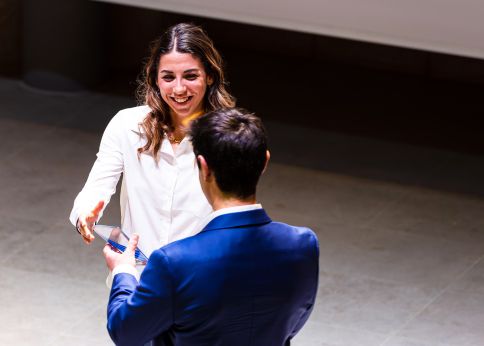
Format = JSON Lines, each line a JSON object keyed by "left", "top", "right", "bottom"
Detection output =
{"left": 113, "top": 203, "right": 263, "bottom": 280}
{"left": 70, "top": 105, "right": 212, "bottom": 257}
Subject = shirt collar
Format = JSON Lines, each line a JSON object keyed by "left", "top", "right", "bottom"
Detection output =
{"left": 159, "top": 135, "right": 193, "bottom": 158}
{"left": 196, "top": 204, "right": 262, "bottom": 233}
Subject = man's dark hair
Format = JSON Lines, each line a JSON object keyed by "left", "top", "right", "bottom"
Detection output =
{"left": 189, "top": 108, "right": 268, "bottom": 199}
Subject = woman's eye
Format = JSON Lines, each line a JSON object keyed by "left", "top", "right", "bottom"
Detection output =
{"left": 185, "top": 74, "right": 198, "bottom": 81}
{"left": 161, "top": 75, "right": 174, "bottom": 82}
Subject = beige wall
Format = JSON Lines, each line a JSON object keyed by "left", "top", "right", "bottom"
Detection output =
{"left": 93, "top": 0, "right": 484, "bottom": 61}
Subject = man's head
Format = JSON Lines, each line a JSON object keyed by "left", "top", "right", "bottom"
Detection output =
{"left": 189, "top": 108, "right": 269, "bottom": 201}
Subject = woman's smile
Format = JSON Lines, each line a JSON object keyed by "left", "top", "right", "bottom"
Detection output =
{"left": 173, "top": 96, "right": 190, "bottom": 103}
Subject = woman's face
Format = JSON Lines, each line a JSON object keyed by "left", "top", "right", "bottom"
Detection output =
{"left": 157, "top": 51, "right": 212, "bottom": 123}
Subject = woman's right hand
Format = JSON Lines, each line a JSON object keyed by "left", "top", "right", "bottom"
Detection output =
{"left": 77, "top": 201, "right": 104, "bottom": 244}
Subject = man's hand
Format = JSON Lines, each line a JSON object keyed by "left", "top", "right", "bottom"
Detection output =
{"left": 103, "top": 233, "right": 140, "bottom": 272}
{"left": 77, "top": 200, "right": 104, "bottom": 244}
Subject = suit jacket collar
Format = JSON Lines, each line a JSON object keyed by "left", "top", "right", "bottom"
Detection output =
{"left": 201, "top": 209, "right": 272, "bottom": 232}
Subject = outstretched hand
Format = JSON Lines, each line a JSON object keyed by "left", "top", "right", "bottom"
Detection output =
{"left": 77, "top": 200, "right": 104, "bottom": 244}
{"left": 103, "top": 233, "right": 140, "bottom": 271}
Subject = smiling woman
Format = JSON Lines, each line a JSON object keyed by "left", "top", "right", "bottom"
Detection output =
{"left": 137, "top": 23, "right": 235, "bottom": 159}
{"left": 70, "top": 23, "right": 235, "bottom": 258}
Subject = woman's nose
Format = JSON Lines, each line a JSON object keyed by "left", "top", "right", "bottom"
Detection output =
{"left": 173, "top": 81, "right": 186, "bottom": 94}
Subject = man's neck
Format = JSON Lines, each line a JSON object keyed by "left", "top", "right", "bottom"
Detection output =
{"left": 211, "top": 195, "right": 257, "bottom": 211}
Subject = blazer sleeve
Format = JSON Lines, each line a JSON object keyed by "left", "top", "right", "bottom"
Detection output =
{"left": 69, "top": 111, "right": 125, "bottom": 225}
{"left": 288, "top": 229, "right": 320, "bottom": 338}
{"left": 107, "top": 250, "right": 175, "bottom": 346}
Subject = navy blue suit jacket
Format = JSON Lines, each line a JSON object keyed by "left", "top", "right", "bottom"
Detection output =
{"left": 107, "top": 209, "right": 319, "bottom": 346}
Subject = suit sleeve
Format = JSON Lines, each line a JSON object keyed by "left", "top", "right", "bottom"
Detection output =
{"left": 289, "top": 230, "right": 320, "bottom": 338}
{"left": 107, "top": 249, "right": 174, "bottom": 346}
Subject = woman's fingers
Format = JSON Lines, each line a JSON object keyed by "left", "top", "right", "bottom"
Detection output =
{"left": 78, "top": 216, "right": 96, "bottom": 244}
{"left": 79, "top": 221, "right": 95, "bottom": 243}
{"left": 82, "top": 235, "right": 94, "bottom": 244}
{"left": 78, "top": 201, "right": 104, "bottom": 244}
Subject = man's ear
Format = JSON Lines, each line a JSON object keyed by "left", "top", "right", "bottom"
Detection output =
{"left": 262, "top": 150, "right": 270, "bottom": 174}
{"left": 197, "top": 155, "right": 212, "bottom": 181}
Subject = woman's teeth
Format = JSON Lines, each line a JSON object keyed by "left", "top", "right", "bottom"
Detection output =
{"left": 174, "top": 97, "right": 189, "bottom": 103}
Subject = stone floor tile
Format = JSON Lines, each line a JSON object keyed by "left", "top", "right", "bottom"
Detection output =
{"left": 446, "top": 256, "right": 484, "bottom": 295}
{"left": 312, "top": 272, "right": 436, "bottom": 336}
{"left": 259, "top": 163, "right": 408, "bottom": 229}
{"left": 3, "top": 221, "right": 112, "bottom": 283}
{"left": 48, "top": 335, "right": 114, "bottom": 346}
{"left": 0, "top": 328, "right": 55, "bottom": 346}
{"left": 369, "top": 187, "right": 484, "bottom": 245}
{"left": 0, "top": 213, "right": 48, "bottom": 265}
{"left": 316, "top": 222, "right": 483, "bottom": 290}
{"left": 397, "top": 290, "right": 484, "bottom": 346}
{"left": 0, "top": 268, "right": 108, "bottom": 336}
{"left": 292, "top": 320, "right": 386, "bottom": 346}
{"left": 0, "top": 161, "right": 121, "bottom": 228}
{"left": 382, "top": 336, "right": 453, "bottom": 346}
{"left": 54, "top": 306, "right": 114, "bottom": 345}
{"left": 0, "top": 118, "right": 58, "bottom": 160}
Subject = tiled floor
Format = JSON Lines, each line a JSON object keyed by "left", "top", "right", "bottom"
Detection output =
{"left": 1, "top": 76, "right": 484, "bottom": 345}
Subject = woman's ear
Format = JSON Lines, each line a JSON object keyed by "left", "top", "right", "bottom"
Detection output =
{"left": 207, "top": 76, "right": 213, "bottom": 86}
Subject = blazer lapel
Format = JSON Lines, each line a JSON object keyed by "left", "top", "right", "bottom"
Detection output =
{"left": 202, "top": 209, "right": 272, "bottom": 232}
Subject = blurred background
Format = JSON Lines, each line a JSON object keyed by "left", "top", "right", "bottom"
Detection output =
{"left": 2, "top": 0, "right": 484, "bottom": 153}
{"left": 1, "top": 1, "right": 484, "bottom": 345}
